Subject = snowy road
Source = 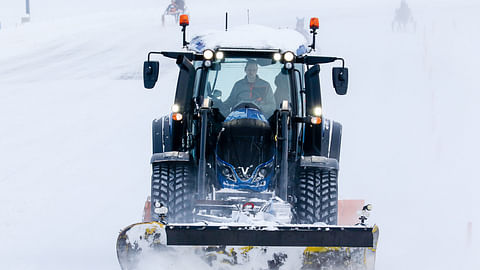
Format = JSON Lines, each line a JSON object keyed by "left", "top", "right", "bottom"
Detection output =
{"left": 1, "top": 0, "right": 479, "bottom": 269}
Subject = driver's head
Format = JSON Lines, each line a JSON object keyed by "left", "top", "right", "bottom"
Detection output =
{"left": 245, "top": 60, "right": 258, "bottom": 82}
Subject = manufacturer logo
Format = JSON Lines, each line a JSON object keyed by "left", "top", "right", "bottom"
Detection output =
{"left": 238, "top": 166, "right": 250, "bottom": 176}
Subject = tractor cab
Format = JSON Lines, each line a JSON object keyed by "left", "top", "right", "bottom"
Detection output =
{"left": 197, "top": 51, "right": 299, "bottom": 192}
{"left": 199, "top": 53, "right": 294, "bottom": 119}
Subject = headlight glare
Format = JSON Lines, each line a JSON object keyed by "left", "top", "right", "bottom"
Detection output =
{"left": 273, "top": 53, "right": 282, "bottom": 61}
{"left": 216, "top": 51, "right": 224, "bottom": 60}
{"left": 283, "top": 51, "right": 295, "bottom": 62}
{"left": 171, "top": 104, "right": 180, "bottom": 113}
{"left": 203, "top": 49, "right": 214, "bottom": 60}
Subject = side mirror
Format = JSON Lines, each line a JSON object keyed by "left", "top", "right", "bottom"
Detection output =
{"left": 144, "top": 61, "right": 159, "bottom": 89}
{"left": 332, "top": 67, "right": 348, "bottom": 95}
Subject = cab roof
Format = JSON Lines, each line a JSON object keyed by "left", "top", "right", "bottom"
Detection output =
{"left": 188, "top": 24, "right": 309, "bottom": 56}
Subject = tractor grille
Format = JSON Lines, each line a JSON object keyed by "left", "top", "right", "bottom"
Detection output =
{"left": 234, "top": 166, "right": 254, "bottom": 180}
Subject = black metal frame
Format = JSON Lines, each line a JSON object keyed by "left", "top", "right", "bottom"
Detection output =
{"left": 165, "top": 225, "right": 375, "bottom": 247}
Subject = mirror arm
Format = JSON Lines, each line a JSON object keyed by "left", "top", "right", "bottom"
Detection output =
{"left": 147, "top": 51, "right": 200, "bottom": 62}
{"left": 299, "top": 56, "right": 346, "bottom": 67}
{"left": 336, "top": 57, "right": 345, "bottom": 68}
{"left": 147, "top": 51, "right": 163, "bottom": 62}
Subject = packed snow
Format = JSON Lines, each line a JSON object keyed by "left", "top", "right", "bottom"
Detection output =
{"left": 188, "top": 24, "right": 308, "bottom": 54}
{"left": 1, "top": 0, "right": 479, "bottom": 269}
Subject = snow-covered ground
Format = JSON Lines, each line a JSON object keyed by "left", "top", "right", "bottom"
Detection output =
{"left": 1, "top": 0, "right": 479, "bottom": 269}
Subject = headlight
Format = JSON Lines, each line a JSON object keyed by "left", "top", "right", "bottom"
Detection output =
{"left": 222, "top": 167, "right": 231, "bottom": 177}
{"left": 251, "top": 163, "right": 273, "bottom": 184}
{"left": 215, "top": 51, "right": 224, "bottom": 60}
{"left": 220, "top": 165, "right": 236, "bottom": 182}
{"left": 283, "top": 51, "right": 295, "bottom": 62}
{"left": 273, "top": 53, "right": 282, "bottom": 62}
{"left": 313, "top": 106, "right": 322, "bottom": 117}
{"left": 203, "top": 49, "right": 214, "bottom": 60}
{"left": 258, "top": 168, "right": 267, "bottom": 178}
{"left": 171, "top": 104, "right": 180, "bottom": 113}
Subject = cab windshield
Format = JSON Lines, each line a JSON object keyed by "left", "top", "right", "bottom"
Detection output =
{"left": 203, "top": 57, "right": 292, "bottom": 119}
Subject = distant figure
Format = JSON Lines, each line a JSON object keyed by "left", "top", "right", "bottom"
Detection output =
{"left": 162, "top": 0, "right": 187, "bottom": 26}
{"left": 392, "top": 0, "right": 416, "bottom": 32}
{"left": 295, "top": 17, "right": 310, "bottom": 42}
{"left": 173, "top": 0, "right": 185, "bottom": 11}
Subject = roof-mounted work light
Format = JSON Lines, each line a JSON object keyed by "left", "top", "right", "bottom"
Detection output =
{"left": 215, "top": 51, "right": 224, "bottom": 60}
{"left": 283, "top": 51, "right": 295, "bottom": 62}
{"left": 273, "top": 53, "right": 282, "bottom": 62}
{"left": 203, "top": 49, "right": 214, "bottom": 60}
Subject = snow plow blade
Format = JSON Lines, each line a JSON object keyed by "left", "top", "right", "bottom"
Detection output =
{"left": 157, "top": 224, "right": 374, "bottom": 247}
{"left": 117, "top": 222, "right": 379, "bottom": 270}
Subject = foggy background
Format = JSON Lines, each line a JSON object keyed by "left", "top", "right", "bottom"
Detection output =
{"left": 1, "top": 0, "right": 479, "bottom": 269}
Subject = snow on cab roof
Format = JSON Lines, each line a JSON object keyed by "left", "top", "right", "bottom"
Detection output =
{"left": 188, "top": 24, "right": 309, "bottom": 56}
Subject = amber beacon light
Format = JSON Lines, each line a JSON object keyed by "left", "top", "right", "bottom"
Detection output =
{"left": 179, "top": 14, "right": 189, "bottom": 26}
{"left": 310, "top": 17, "right": 319, "bottom": 30}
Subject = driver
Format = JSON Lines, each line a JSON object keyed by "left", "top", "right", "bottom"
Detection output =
{"left": 223, "top": 60, "right": 276, "bottom": 115}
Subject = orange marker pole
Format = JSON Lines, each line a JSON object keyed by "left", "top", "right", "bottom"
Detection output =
{"left": 143, "top": 196, "right": 152, "bottom": 222}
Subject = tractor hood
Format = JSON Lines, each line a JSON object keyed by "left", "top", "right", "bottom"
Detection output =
{"left": 216, "top": 107, "right": 275, "bottom": 192}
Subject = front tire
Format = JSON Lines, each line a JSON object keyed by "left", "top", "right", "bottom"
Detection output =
{"left": 151, "top": 162, "right": 195, "bottom": 223}
{"left": 293, "top": 167, "right": 338, "bottom": 224}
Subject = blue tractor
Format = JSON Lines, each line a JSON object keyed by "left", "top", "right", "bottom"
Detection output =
{"left": 117, "top": 18, "right": 378, "bottom": 270}
{"left": 146, "top": 50, "right": 346, "bottom": 225}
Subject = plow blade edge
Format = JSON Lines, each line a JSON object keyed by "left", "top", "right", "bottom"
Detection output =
{"left": 117, "top": 222, "right": 379, "bottom": 270}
